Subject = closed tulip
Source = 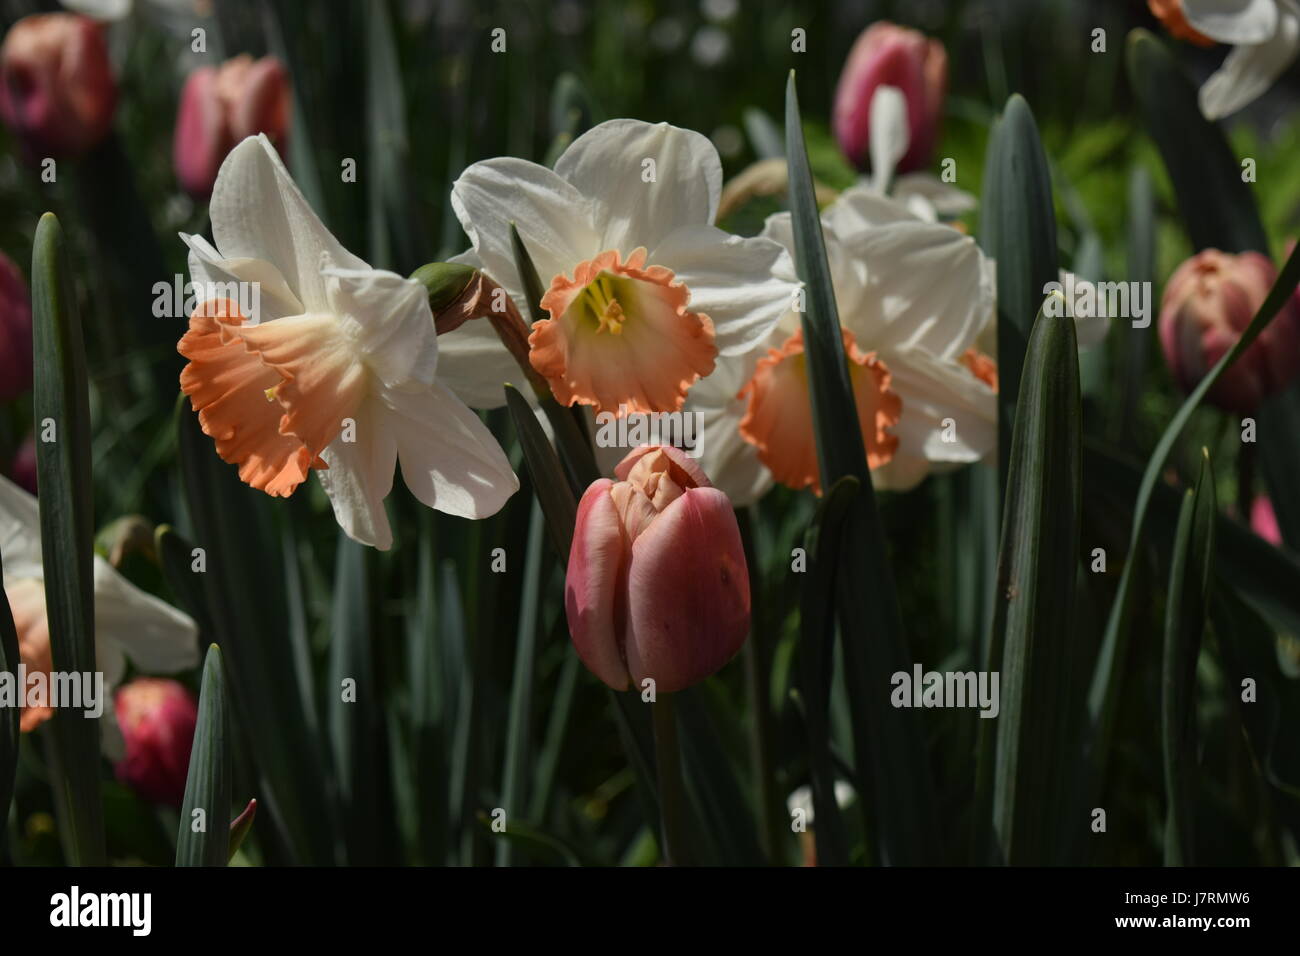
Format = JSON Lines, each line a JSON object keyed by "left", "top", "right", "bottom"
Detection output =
{"left": 833, "top": 21, "right": 946, "bottom": 175}
{"left": 113, "top": 678, "right": 199, "bottom": 807}
{"left": 1158, "top": 249, "right": 1300, "bottom": 413}
{"left": 0, "top": 13, "right": 116, "bottom": 160}
{"left": 173, "top": 54, "right": 290, "bottom": 199}
{"left": 566, "top": 445, "right": 749, "bottom": 694}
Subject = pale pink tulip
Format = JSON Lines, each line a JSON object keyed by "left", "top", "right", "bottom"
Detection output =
{"left": 566, "top": 445, "right": 749, "bottom": 693}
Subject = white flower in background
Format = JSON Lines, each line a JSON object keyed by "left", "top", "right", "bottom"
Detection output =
{"left": 1184, "top": 0, "right": 1300, "bottom": 119}
{"left": 0, "top": 475, "right": 197, "bottom": 756}
{"left": 860, "top": 84, "right": 977, "bottom": 224}
{"left": 436, "top": 118, "right": 799, "bottom": 415}
{"left": 688, "top": 186, "right": 999, "bottom": 503}
{"left": 176, "top": 135, "right": 517, "bottom": 550}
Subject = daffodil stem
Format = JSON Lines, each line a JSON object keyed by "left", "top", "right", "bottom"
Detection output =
{"left": 651, "top": 693, "right": 690, "bottom": 866}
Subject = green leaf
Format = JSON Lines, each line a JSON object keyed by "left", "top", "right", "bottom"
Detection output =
{"left": 408, "top": 521, "right": 448, "bottom": 865}
{"left": 978, "top": 94, "right": 1060, "bottom": 491}
{"left": 31, "top": 212, "right": 105, "bottom": 866}
{"left": 797, "top": 476, "right": 859, "bottom": 868}
{"left": 504, "top": 385, "right": 578, "bottom": 564}
{"left": 177, "top": 644, "right": 231, "bottom": 868}
{"left": 786, "top": 71, "right": 938, "bottom": 864}
{"left": 496, "top": 502, "right": 546, "bottom": 866}
{"left": 329, "top": 533, "right": 382, "bottom": 864}
{"left": 1162, "top": 451, "right": 1216, "bottom": 866}
{"left": 175, "top": 397, "right": 336, "bottom": 864}
{"left": 365, "top": 0, "right": 422, "bottom": 270}
{"left": 983, "top": 299, "right": 1081, "bottom": 866}
{"left": 1087, "top": 241, "right": 1300, "bottom": 794}
{"left": 1127, "top": 29, "right": 1267, "bottom": 254}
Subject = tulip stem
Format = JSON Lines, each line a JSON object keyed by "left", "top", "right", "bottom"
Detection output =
{"left": 651, "top": 693, "right": 691, "bottom": 866}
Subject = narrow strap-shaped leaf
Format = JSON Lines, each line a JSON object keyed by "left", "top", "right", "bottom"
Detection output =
{"left": 785, "top": 71, "right": 938, "bottom": 864}
{"left": 797, "top": 476, "right": 859, "bottom": 867}
{"left": 984, "top": 298, "right": 1081, "bottom": 865}
{"left": 177, "top": 644, "right": 231, "bottom": 867}
{"left": 329, "top": 533, "right": 382, "bottom": 864}
{"left": 31, "top": 212, "right": 105, "bottom": 866}
{"left": 504, "top": 385, "right": 578, "bottom": 564}
{"left": 979, "top": 95, "right": 1059, "bottom": 495}
{"left": 1087, "top": 242, "right": 1300, "bottom": 793}
{"left": 1127, "top": 29, "right": 1267, "bottom": 254}
{"left": 496, "top": 501, "right": 546, "bottom": 866}
{"left": 365, "top": 0, "right": 422, "bottom": 270}
{"left": 176, "top": 398, "right": 336, "bottom": 864}
{"left": 1162, "top": 451, "right": 1216, "bottom": 866}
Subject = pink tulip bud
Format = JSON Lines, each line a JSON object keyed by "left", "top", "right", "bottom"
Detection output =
{"left": 833, "top": 21, "right": 946, "bottom": 174}
{"left": 1158, "top": 249, "right": 1300, "bottom": 414}
{"left": 566, "top": 445, "right": 750, "bottom": 694}
{"left": 1251, "top": 496, "right": 1282, "bottom": 547}
{"left": 0, "top": 252, "right": 31, "bottom": 402}
{"left": 174, "top": 54, "right": 290, "bottom": 199}
{"left": 114, "top": 678, "right": 198, "bottom": 807}
{"left": 0, "top": 14, "right": 116, "bottom": 161}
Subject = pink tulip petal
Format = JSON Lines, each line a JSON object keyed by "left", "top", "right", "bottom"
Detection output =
{"left": 565, "top": 478, "right": 632, "bottom": 690}
{"left": 624, "top": 486, "right": 749, "bottom": 693}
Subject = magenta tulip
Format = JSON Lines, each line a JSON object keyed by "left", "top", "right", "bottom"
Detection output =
{"left": 1158, "top": 249, "right": 1300, "bottom": 414}
{"left": 114, "top": 678, "right": 199, "bottom": 807}
{"left": 833, "top": 21, "right": 946, "bottom": 174}
{"left": 0, "top": 13, "right": 116, "bottom": 161}
{"left": 174, "top": 54, "right": 290, "bottom": 199}
{"left": 566, "top": 445, "right": 750, "bottom": 693}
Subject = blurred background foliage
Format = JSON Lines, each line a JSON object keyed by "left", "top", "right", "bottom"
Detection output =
{"left": 1, "top": 0, "right": 1299, "bottom": 866}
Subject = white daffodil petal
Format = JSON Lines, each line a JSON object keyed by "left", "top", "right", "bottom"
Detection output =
{"left": 451, "top": 157, "right": 602, "bottom": 289}
{"left": 695, "top": 401, "right": 773, "bottom": 507}
{"left": 759, "top": 212, "right": 868, "bottom": 331}
{"left": 1184, "top": 0, "right": 1279, "bottom": 43}
{"left": 384, "top": 384, "right": 520, "bottom": 520}
{"left": 208, "top": 135, "right": 367, "bottom": 314}
{"left": 1199, "top": 5, "right": 1300, "bottom": 118}
{"left": 554, "top": 119, "right": 723, "bottom": 252}
{"left": 868, "top": 85, "right": 910, "bottom": 194}
{"left": 318, "top": 396, "right": 398, "bottom": 550}
{"left": 434, "top": 319, "right": 522, "bottom": 410}
{"left": 838, "top": 219, "right": 993, "bottom": 361}
{"left": 92, "top": 556, "right": 199, "bottom": 674}
{"left": 891, "top": 173, "right": 979, "bottom": 218}
{"left": 650, "top": 224, "right": 798, "bottom": 356}
{"left": 0, "top": 475, "right": 44, "bottom": 582}
{"left": 180, "top": 233, "right": 305, "bottom": 323}
{"left": 324, "top": 267, "right": 439, "bottom": 390}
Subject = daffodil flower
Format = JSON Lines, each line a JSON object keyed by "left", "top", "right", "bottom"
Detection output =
{"left": 1184, "top": 0, "right": 1300, "bottom": 119}
{"left": 436, "top": 119, "right": 798, "bottom": 415}
{"left": 0, "top": 475, "right": 197, "bottom": 756}
{"left": 176, "top": 135, "right": 518, "bottom": 550}
{"left": 688, "top": 185, "right": 1000, "bottom": 502}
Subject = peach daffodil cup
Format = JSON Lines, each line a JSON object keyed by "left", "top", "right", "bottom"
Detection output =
{"left": 435, "top": 119, "right": 800, "bottom": 415}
